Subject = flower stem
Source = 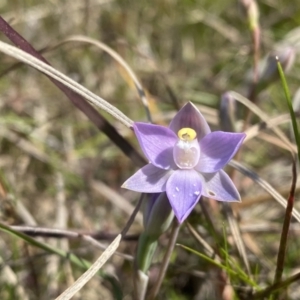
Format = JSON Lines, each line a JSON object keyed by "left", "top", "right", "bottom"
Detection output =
{"left": 133, "top": 270, "right": 149, "bottom": 300}
{"left": 148, "top": 220, "right": 180, "bottom": 299}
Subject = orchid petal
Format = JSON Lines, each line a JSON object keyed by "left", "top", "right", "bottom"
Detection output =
{"left": 196, "top": 131, "right": 246, "bottom": 172}
{"left": 169, "top": 102, "right": 211, "bottom": 140}
{"left": 134, "top": 122, "right": 177, "bottom": 169}
{"left": 201, "top": 170, "right": 241, "bottom": 202}
{"left": 122, "top": 164, "right": 172, "bottom": 193}
{"left": 123, "top": 102, "right": 244, "bottom": 223}
{"left": 166, "top": 169, "right": 202, "bottom": 223}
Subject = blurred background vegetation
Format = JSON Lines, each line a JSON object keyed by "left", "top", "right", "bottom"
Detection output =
{"left": 0, "top": 0, "right": 300, "bottom": 299}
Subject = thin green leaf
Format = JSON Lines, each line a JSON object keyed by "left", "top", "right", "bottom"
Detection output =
{"left": 177, "top": 244, "right": 259, "bottom": 288}
{"left": 0, "top": 222, "right": 123, "bottom": 300}
{"left": 277, "top": 59, "right": 300, "bottom": 163}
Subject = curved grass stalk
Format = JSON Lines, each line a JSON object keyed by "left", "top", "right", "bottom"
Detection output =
{"left": 0, "top": 222, "right": 122, "bottom": 299}
{"left": 0, "top": 40, "right": 133, "bottom": 128}
{"left": 58, "top": 35, "right": 152, "bottom": 122}
{"left": 230, "top": 91, "right": 296, "bottom": 154}
{"left": 229, "top": 159, "right": 300, "bottom": 222}
{"left": 55, "top": 235, "right": 121, "bottom": 300}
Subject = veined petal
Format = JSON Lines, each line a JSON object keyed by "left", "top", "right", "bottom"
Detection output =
{"left": 122, "top": 164, "right": 171, "bottom": 193}
{"left": 166, "top": 169, "right": 202, "bottom": 223}
{"left": 196, "top": 131, "right": 246, "bottom": 173}
{"left": 201, "top": 170, "right": 241, "bottom": 202}
{"left": 169, "top": 102, "right": 211, "bottom": 141}
{"left": 134, "top": 122, "right": 177, "bottom": 169}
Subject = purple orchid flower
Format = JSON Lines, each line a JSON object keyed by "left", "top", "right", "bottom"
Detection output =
{"left": 122, "top": 102, "right": 246, "bottom": 223}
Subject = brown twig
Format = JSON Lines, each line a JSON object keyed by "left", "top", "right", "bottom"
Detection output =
{"left": 222, "top": 203, "right": 251, "bottom": 276}
{"left": 147, "top": 220, "right": 181, "bottom": 299}
{"left": 9, "top": 225, "right": 139, "bottom": 241}
{"left": 253, "top": 271, "right": 300, "bottom": 299}
{"left": 273, "top": 159, "right": 297, "bottom": 285}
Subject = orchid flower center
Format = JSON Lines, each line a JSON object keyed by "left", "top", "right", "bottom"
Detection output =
{"left": 173, "top": 128, "right": 200, "bottom": 169}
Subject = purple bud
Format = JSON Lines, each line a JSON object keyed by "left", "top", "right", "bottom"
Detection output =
{"left": 219, "top": 92, "right": 237, "bottom": 132}
{"left": 249, "top": 47, "right": 296, "bottom": 93}
{"left": 143, "top": 193, "right": 174, "bottom": 239}
{"left": 261, "top": 47, "right": 295, "bottom": 81}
